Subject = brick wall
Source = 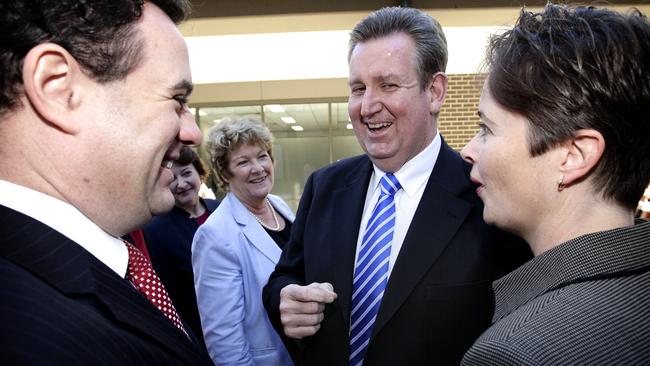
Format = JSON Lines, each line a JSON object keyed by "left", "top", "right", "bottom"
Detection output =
{"left": 442, "top": 73, "right": 649, "bottom": 212}
{"left": 438, "top": 73, "right": 487, "bottom": 151}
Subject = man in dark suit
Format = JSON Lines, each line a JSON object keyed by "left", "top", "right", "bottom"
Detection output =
{"left": 0, "top": 1, "right": 213, "bottom": 365}
{"left": 263, "top": 7, "right": 531, "bottom": 366}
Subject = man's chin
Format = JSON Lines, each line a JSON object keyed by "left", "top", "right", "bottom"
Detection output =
{"left": 150, "top": 192, "right": 176, "bottom": 216}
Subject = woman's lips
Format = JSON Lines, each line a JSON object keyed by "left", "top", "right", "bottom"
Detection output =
{"left": 249, "top": 175, "right": 267, "bottom": 184}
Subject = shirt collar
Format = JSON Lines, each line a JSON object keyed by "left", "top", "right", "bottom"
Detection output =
{"left": 370, "top": 132, "right": 441, "bottom": 197}
{"left": 0, "top": 179, "right": 128, "bottom": 277}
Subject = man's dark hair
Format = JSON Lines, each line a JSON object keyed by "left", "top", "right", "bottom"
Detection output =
{"left": 486, "top": 3, "right": 650, "bottom": 209}
{"left": 348, "top": 6, "right": 447, "bottom": 89}
{"left": 0, "top": 0, "right": 191, "bottom": 115}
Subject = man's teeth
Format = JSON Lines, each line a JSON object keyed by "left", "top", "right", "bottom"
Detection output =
{"left": 368, "top": 122, "right": 391, "bottom": 130}
{"left": 164, "top": 161, "right": 173, "bottom": 169}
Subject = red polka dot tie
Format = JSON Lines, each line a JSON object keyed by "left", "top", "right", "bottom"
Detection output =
{"left": 124, "top": 241, "right": 188, "bottom": 337}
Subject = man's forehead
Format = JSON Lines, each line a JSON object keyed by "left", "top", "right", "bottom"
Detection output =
{"left": 138, "top": 2, "right": 186, "bottom": 47}
{"left": 133, "top": 3, "right": 192, "bottom": 90}
{"left": 349, "top": 71, "right": 403, "bottom": 84}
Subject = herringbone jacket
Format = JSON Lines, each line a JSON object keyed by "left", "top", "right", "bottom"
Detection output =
{"left": 462, "top": 220, "right": 650, "bottom": 366}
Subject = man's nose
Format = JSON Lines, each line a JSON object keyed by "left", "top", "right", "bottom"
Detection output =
{"left": 179, "top": 110, "right": 203, "bottom": 147}
{"left": 360, "top": 89, "right": 382, "bottom": 117}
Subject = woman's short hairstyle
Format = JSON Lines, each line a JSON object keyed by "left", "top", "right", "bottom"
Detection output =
{"left": 206, "top": 116, "right": 274, "bottom": 192}
{"left": 485, "top": 3, "right": 650, "bottom": 209}
{"left": 174, "top": 146, "right": 208, "bottom": 181}
{"left": 348, "top": 6, "right": 447, "bottom": 90}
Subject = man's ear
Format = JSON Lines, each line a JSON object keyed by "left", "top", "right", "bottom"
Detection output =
{"left": 559, "top": 129, "right": 605, "bottom": 187}
{"left": 22, "top": 43, "right": 84, "bottom": 134}
{"left": 428, "top": 72, "right": 447, "bottom": 115}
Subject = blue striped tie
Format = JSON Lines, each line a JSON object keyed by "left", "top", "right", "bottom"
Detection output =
{"left": 349, "top": 173, "right": 401, "bottom": 366}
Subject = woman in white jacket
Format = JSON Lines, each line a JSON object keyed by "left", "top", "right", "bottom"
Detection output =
{"left": 193, "top": 116, "right": 293, "bottom": 366}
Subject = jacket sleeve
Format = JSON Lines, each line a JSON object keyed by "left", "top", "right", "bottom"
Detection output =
{"left": 262, "top": 173, "right": 316, "bottom": 362}
{"left": 193, "top": 221, "right": 254, "bottom": 366}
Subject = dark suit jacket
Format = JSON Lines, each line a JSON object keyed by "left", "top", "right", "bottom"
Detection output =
{"left": 0, "top": 205, "right": 214, "bottom": 366}
{"left": 263, "top": 140, "right": 531, "bottom": 365}
{"left": 143, "top": 198, "right": 220, "bottom": 351}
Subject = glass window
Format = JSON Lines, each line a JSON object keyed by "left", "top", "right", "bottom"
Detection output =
{"left": 194, "top": 101, "right": 362, "bottom": 211}
{"left": 264, "top": 103, "right": 331, "bottom": 211}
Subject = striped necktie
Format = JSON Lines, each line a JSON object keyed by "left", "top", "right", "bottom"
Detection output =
{"left": 349, "top": 173, "right": 401, "bottom": 366}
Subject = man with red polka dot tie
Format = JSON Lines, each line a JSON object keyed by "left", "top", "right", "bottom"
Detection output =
{"left": 0, "top": 1, "right": 213, "bottom": 364}
{"left": 125, "top": 242, "right": 188, "bottom": 337}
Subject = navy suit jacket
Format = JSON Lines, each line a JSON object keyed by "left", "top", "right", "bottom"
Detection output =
{"left": 264, "top": 140, "right": 531, "bottom": 365}
{"left": 0, "top": 205, "right": 214, "bottom": 366}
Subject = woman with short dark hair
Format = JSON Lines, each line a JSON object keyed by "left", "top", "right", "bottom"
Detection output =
{"left": 461, "top": 4, "right": 650, "bottom": 365}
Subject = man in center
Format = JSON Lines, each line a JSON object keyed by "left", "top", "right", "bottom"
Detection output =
{"left": 264, "top": 6, "right": 530, "bottom": 365}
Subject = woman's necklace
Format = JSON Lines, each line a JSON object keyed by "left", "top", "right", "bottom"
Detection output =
{"left": 249, "top": 198, "right": 280, "bottom": 231}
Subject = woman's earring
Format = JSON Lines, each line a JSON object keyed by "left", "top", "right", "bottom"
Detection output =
{"left": 557, "top": 176, "right": 565, "bottom": 192}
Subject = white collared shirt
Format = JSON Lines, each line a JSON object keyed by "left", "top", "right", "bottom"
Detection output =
{"left": 0, "top": 179, "right": 128, "bottom": 277}
{"left": 354, "top": 133, "right": 441, "bottom": 277}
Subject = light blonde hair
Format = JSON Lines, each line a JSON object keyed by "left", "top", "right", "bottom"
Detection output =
{"left": 206, "top": 116, "right": 274, "bottom": 191}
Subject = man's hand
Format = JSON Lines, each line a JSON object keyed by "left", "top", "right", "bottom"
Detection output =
{"left": 279, "top": 282, "right": 338, "bottom": 339}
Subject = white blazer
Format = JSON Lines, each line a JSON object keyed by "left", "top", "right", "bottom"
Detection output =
{"left": 192, "top": 193, "right": 294, "bottom": 366}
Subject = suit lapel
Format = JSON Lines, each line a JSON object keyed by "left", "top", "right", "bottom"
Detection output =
{"left": 89, "top": 259, "right": 205, "bottom": 358}
{"left": 0, "top": 205, "right": 205, "bottom": 364}
{"left": 330, "top": 157, "right": 374, "bottom": 330}
{"left": 229, "top": 193, "right": 282, "bottom": 264}
{"left": 372, "top": 142, "right": 474, "bottom": 337}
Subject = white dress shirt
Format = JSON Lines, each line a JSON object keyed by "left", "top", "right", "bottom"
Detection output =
{"left": 354, "top": 133, "right": 441, "bottom": 277}
{"left": 0, "top": 179, "right": 128, "bottom": 277}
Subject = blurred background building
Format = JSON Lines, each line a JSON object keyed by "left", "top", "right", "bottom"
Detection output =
{"left": 184, "top": 0, "right": 650, "bottom": 210}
